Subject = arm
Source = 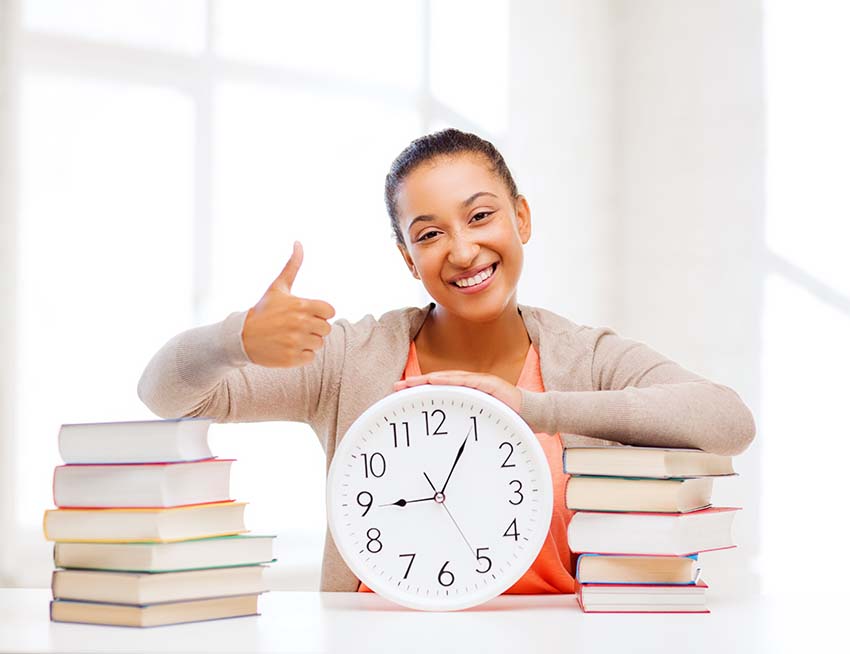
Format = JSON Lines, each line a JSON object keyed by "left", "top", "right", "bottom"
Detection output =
{"left": 137, "top": 309, "right": 343, "bottom": 427}
{"left": 518, "top": 330, "right": 756, "bottom": 456}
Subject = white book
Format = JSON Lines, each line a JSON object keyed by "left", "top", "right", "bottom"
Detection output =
{"left": 43, "top": 502, "right": 248, "bottom": 543}
{"left": 52, "top": 565, "right": 270, "bottom": 605}
{"left": 54, "top": 535, "right": 275, "bottom": 572}
{"left": 567, "top": 507, "right": 739, "bottom": 555}
{"left": 58, "top": 418, "right": 214, "bottom": 464}
{"left": 50, "top": 593, "right": 261, "bottom": 627}
{"left": 53, "top": 459, "right": 233, "bottom": 508}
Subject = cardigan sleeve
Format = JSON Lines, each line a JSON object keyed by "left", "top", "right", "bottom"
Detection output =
{"left": 518, "top": 330, "right": 756, "bottom": 456}
{"left": 137, "top": 309, "right": 344, "bottom": 428}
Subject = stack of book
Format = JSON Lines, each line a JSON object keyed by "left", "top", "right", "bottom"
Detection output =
{"left": 43, "top": 418, "right": 275, "bottom": 627}
{"left": 563, "top": 446, "right": 740, "bottom": 614}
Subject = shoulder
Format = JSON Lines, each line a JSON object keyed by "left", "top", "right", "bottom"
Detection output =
{"left": 329, "top": 305, "right": 427, "bottom": 346}
{"left": 519, "top": 304, "right": 615, "bottom": 352}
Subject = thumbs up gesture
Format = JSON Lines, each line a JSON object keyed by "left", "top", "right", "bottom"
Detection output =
{"left": 241, "top": 241, "right": 336, "bottom": 368}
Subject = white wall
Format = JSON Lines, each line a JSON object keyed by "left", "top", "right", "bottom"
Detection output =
{"left": 507, "top": 0, "right": 617, "bottom": 329}
{"left": 612, "top": 0, "right": 764, "bottom": 590}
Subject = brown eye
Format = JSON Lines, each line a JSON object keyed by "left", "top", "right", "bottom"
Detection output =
{"left": 471, "top": 211, "right": 494, "bottom": 222}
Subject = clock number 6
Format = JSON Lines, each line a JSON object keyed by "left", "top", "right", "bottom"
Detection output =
{"left": 438, "top": 561, "right": 455, "bottom": 587}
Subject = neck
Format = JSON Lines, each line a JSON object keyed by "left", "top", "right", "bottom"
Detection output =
{"left": 416, "top": 299, "right": 531, "bottom": 370}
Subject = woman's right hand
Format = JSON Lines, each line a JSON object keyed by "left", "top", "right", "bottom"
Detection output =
{"left": 241, "top": 241, "right": 336, "bottom": 368}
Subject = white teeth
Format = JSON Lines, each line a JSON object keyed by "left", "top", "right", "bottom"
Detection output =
{"left": 453, "top": 264, "right": 495, "bottom": 288}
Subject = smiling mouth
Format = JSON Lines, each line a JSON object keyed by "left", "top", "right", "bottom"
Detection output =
{"left": 450, "top": 263, "right": 498, "bottom": 288}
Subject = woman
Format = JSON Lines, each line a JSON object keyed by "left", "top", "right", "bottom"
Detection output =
{"left": 138, "top": 128, "right": 756, "bottom": 594}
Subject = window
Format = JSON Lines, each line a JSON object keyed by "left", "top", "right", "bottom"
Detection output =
{"left": 5, "top": 0, "right": 509, "bottom": 588}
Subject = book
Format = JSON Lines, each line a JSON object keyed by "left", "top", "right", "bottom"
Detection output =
{"left": 563, "top": 446, "right": 735, "bottom": 478}
{"left": 576, "top": 580, "right": 709, "bottom": 613}
{"left": 58, "top": 418, "right": 214, "bottom": 464}
{"left": 52, "top": 565, "right": 269, "bottom": 605}
{"left": 44, "top": 501, "right": 247, "bottom": 543}
{"left": 565, "top": 476, "right": 713, "bottom": 513}
{"left": 50, "top": 593, "right": 261, "bottom": 627}
{"left": 53, "top": 534, "right": 275, "bottom": 572}
{"left": 567, "top": 507, "right": 739, "bottom": 555}
{"left": 575, "top": 553, "right": 700, "bottom": 585}
{"left": 53, "top": 459, "right": 233, "bottom": 508}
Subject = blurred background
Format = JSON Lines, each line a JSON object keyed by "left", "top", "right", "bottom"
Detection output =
{"left": 1, "top": 0, "right": 847, "bottom": 596}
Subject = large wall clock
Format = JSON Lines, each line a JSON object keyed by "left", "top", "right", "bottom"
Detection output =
{"left": 327, "top": 384, "right": 553, "bottom": 611}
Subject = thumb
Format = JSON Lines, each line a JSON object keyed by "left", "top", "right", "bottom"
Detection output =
{"left": 271, "top": 240, "right": 304, "bottom": 294}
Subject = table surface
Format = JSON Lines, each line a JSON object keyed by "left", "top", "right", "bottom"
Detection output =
{"left": 0, "top": 588, "right": 838, "bottom": 654}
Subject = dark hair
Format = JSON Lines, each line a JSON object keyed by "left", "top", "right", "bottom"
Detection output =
{"left": 385, "top": 128, "right": 519, "bottom": 247}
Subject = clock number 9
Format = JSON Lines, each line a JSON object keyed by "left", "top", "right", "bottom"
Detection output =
{"left": 438, "top": 561, "right": 455, "bottom": 587}
{"left": 361, "top": 452, "right": 386, "bottom": 478}
{"left": 356, "top": 491, "right": 373, "bottom": 517}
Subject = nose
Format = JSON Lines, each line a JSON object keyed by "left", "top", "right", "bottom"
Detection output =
{"left": 447, "top": 232, "right": 480, "bottom": 267}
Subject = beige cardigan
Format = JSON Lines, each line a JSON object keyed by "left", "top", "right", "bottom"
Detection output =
{"left": 137, "top": 302, "right": 755, "bottom": 591}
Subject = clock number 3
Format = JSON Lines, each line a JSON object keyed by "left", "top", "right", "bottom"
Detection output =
{"left": 508, "top": 479, "right": 524, "bottom": 505}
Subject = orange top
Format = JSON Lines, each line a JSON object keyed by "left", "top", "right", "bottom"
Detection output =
{"left": 357, "top": 341, "right": 576, "bottom": 594}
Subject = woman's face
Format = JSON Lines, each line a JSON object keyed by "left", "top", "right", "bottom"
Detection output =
{"left": 396, "top": 154, "right": 531, "bottom": 322}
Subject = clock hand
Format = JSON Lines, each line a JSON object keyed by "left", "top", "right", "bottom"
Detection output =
{"left": 379, "top": 497, "right": 434, "bottom": 507}
{"left": 441, "top": 501, "right": 476, "bottom": 558}
{"left": 440, "top": 424, "right": 474, "bottom": 495}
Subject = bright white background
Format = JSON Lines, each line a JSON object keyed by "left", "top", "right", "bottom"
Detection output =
{"left": 0, "top": 0, "right": 847, "bottom": 602}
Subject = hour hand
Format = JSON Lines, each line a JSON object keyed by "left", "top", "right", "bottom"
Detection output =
{"left": 380, "top": 496, "right": 435, "bottom": 507}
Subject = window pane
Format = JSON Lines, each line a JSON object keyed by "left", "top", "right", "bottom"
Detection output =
{"left": 765, "top": 2, "right": 850, "bottom": 296}
{"left": 17, "top": 73, "right": 195, "bottom": 528}
{"left": 209, "top": 81, "right": 424, "bottom": 326}
{"left": 429, "top": 0, "right": 510, "bottom": 135}
{"left": 215, "top": 0, "right": 424, "bottom": 92}
{"left": 23, "top": 0, "right": 206, "bottom": 53}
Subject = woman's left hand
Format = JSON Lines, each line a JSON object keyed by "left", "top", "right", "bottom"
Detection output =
{"left": 393, "top": 371, "right": 523, "bottom": 414}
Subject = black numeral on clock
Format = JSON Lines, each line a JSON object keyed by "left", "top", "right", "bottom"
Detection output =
{"left": 438, "top": 561, "right": 455, "bottom": 587}
{"left": 422, "top": 409, "right": 448, "bottom": 436}
{"left": 356, "top": 491, "right": 373, "bottom": 517}
{"left": 508, "top": 480, "right": 523, "bottom": 505}
{"left": 361, "top": 452, "right": 386, "bottom": 478}
{"left": 390, "top": 421, "right": 410, "bottom": 448}
{"left": 475, "top": 547, "right": 492, "bottom": 573}
{"left": 503, "top": 518, "right": 520, "bottom": 541}
{"left": 499, "top": 441, "right": 516, "bottom": 468}
{"left": 366, "top": 528, "right": 383, "bottom": 553}
{"left": 470, "top": 415, "right": 479, "bottom": 441}
{"left": 399, "top": 553, "right": 416, "bottom": 579}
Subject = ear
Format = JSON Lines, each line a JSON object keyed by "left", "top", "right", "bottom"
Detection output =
{"left": 514, "top": 195, "right": 532, "bottom": 244}
{"left": 397, "top": 243, "right": 420, "bottom": 279}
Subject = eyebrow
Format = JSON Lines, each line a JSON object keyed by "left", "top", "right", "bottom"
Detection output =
{"left": 407, "top": 192, "right": 500, "bottom": 235}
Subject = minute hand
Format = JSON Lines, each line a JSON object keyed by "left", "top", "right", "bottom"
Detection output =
{"left": 440, "top": 426, "right": 473, "bottom": 494}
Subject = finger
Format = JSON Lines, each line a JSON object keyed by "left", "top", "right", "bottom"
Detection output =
{"left": 271, "top": 240, "right": 304, "bottom": 294}
{"left": 301, "top": 298, "right": 335, "bottom": 321}
{"left": 304, "top": 315, "right": 332, "bottom": 338}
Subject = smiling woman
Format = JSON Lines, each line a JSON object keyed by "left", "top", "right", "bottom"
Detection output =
{"left": 138, "top": 127, "right": 757, "bottom": 597}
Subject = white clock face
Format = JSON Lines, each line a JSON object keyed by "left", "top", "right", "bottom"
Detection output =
{"left": 327, "top": 384, "right": 553, "bottom": 611}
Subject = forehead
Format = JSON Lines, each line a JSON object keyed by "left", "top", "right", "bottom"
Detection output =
{"left": 396, "top": 155, "right": 504, "bottom": 219}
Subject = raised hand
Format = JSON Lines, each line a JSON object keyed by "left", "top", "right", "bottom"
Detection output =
{"left": 241, "top": 241, "right": 336, "bottom": 368}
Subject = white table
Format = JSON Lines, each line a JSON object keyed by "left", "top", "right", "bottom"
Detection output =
{"left": 0, "top": 588, "right": 837, "bottom": 653}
